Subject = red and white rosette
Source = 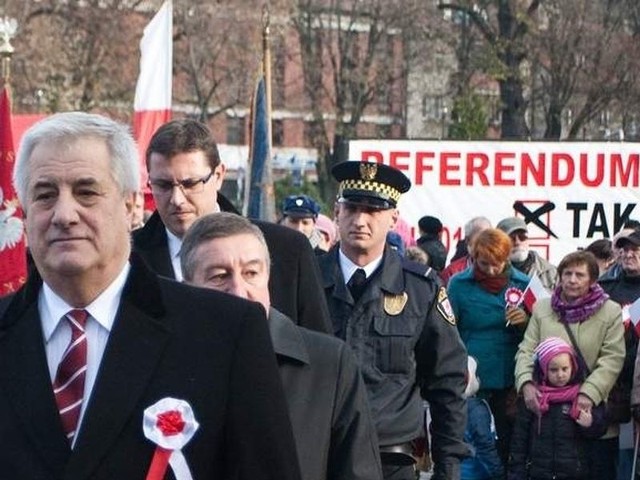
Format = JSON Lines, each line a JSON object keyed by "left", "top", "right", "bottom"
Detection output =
{"left": 504, "top": 287, "right": 524, "bottom": 308}
{"left": 143, "top": 397, "right": 200, "bottom": 480}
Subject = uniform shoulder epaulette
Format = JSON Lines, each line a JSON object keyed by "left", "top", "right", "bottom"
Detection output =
{"left": 402, "top": 258, "right": 439, "bottom": 282}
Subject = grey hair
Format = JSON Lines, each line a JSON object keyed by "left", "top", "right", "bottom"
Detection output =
{"left": 13, "top": 111, "right": 140, "bottom": 207}
{"left": 180, "top": 212, "right": 270, "bottom": 282}
{"left": 464, "top": 216, "right": 492, "bottom": 239}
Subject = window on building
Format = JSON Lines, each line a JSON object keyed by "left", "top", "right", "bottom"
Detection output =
{"left": 422, "top": 96, "right": 444, "bottom": 121}
{"left": 272, "top": 119, "right": 284, "bottom": 146}
{"left": 376, "top": 124, "right": 392, "bottom": 139}
{"left": 303, "top": 121, "right": 316, "bottom": 146}
{"left": 227, "top": 116, "right": 245, "bottom": 145}
{"left": 273, "top": 43, "right": 286, "bottom": 109}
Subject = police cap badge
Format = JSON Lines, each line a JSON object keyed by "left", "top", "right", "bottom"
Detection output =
{"left": 332, "top": 161, "right": 411, "bottom": 209}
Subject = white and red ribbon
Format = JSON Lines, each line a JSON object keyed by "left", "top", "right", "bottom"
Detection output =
{"left": 143, "top": 397, "right": 199, "bottom": 480}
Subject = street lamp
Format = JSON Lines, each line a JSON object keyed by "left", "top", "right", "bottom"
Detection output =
{"left": 0, "top": 16, "right": 17, "bottom": 85}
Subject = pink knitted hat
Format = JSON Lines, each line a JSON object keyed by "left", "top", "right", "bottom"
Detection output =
{"left": 316, "top": 214, "right": 337, "bottom": 246}
{"left": 534, "top": 336, "right": 578, "bottom": 383}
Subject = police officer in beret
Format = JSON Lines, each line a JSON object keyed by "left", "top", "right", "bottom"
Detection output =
{"left": 317, "top": 161, "right": 469, "bottom": 480}
{"left": 280, "top": 194, "right": 325, "bottom": 253}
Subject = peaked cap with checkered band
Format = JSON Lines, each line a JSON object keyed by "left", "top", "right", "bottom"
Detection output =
{"left": 332, "top": 161, "right": 411, "bottom": 209}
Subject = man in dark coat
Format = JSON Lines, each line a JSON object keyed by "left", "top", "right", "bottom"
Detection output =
{"left": 0, "top": 112, "right": 301, "bottom": 479}
{"left": 318, "top": 161, "right": 469, "bottom": 480}
{"left": 132, "top": 119, "right": 331, "bottom": 333}
{"left": 180, "top": 212, "right": 383, "bottom": 480}
{"left": 416, "top": 215, "right": 447, "bottom": 271}
{"left": 599, "top": 231, "right": 640, "bottom": 478}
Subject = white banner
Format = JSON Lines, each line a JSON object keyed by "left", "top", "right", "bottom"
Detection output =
{"left": 348, "top": 140, "right": 640, "bottom": 265}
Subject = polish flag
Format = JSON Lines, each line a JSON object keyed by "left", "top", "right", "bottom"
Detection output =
{"left": 133, "top": 0, "right": 172, "bottom": 206}
{"left": 626, "top": 297, "right": 640, "bottom": 336}
{"left": 519, "top": 273, "right": 551, "bottom": 313}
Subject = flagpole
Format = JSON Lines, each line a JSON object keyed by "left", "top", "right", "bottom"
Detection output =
{"left": 0, "top": 16, "right": 17, "bottom": 91}
{"left": 260, "top": 5, "right": 276, "bottom": 222}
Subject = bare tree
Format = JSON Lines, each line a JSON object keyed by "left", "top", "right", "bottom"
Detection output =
{"left": 438, "top": 0, "right": 542, "bottom": 139}
{"left": 172, "top": 0, "right": 261, "bottom": 123}
{"left": 290, "top": 0, "right": 432, "bottom": 202}
{"left": 532, "top": 0, "right": 640, "bottom": 139}
{"left": 7, "top": 0, "right": 146, "bottom": 117}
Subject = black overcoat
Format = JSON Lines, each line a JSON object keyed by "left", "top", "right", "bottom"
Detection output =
{"left": 0, "top": 255, "right": 302, "bottom": 480}
{"left": 269, "top": 307, "right": 382, "bottom": 480}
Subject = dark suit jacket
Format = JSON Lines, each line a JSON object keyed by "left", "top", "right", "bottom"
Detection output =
{"left": 132, "top": 194, "right": 331, "bottom": 334}
{"left": 269, "top": 308, "right": 382, "bottom": 480}
{"left": 0, "top": 256, "right": 302, "bottom": 480}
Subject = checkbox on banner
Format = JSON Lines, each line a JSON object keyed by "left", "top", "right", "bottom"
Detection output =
{"left": 513, "top": 200, "right": 557, "bottom": 240}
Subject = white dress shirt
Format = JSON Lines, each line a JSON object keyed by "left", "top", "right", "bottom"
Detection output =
{"left": 338, "top": 249, "right": 383, "bottom": 285}
{"left": 166, "top": 228, "right": 183, "bottom": 281}
{"left": 39, "top": 262, "right": 130, "bottom": 447}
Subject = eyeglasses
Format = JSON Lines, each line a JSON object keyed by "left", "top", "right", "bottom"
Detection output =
{"left": 510, "top": 231, "right": 528, "bottom": 241}
{"left": 149, "top": 171, "right": 213, "bottom": 196}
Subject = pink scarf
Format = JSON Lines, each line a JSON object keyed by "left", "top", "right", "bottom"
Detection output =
{"left": 537, "top": 383, "right": 581, "bottom": 433}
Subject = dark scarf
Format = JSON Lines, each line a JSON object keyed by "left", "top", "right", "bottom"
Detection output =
{"left": 473, "top": 265, "right": 510, "bottom": 294}
{"left": 551, "top": 283, "right": 609, "bottom": 324}
{"left": 622, "top": 270, "right": 640, "bottom": 284}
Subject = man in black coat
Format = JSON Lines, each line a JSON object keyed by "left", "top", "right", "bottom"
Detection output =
{"left": 180, "top": 212, "right": 383, "bottom": 480}
{"left": 133, "top": 119, "right": 331, "bottom": 333}
{"left": 0, "top": 112, "right": 301, "bottom": 479}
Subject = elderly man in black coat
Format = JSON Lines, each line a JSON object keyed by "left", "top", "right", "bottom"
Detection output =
{"left": 0, "top": 112, "right": 301, "bottom": 479}
{"left": 133, "top": 119, "right": 331, "bottom": 334}
{"left": 180, "top": 211, "right": 383, "bottom": 480}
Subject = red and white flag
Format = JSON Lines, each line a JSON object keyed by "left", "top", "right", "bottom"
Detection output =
{"left": 519, "top": 273, "right": 551, "bottom": 313}
{"left": 0, "top": 87, "right": 26, "bottom": 295}
{"left": 624, "top": 297, "right": 640, "bottom": 337}
{"left": 133, "top": 0, "right": 172, "bottom": 204}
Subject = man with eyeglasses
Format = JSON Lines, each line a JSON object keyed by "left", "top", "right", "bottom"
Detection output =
{"left": 496, "top": 216, "right": 557, "bottom": 291}
{"left": 133, "top": 119, "right": 332, "bottom": 334}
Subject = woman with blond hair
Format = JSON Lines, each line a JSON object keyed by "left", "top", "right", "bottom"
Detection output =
{"left": 448, "top": 228, "right": 530, "bottom": 466}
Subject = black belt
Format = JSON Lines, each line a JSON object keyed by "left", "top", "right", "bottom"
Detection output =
{"left": 379, "top": 442, "right": 416, "bottom": 466}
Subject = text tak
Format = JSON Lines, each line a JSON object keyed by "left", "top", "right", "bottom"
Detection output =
{"left": 566, "top": 203, "right": 636, "bottom": 237}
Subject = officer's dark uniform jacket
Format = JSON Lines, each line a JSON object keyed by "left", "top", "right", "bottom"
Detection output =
{"left": 318, "top": 245, "right": 469, "bottom": 476}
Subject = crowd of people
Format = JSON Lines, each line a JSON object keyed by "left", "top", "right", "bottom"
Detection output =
{"left": 2, "top": 111, "right": 640, "bottom": 480}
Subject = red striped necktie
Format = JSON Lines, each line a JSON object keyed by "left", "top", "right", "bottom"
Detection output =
{"left": 53, "top": 309, "right": 88, "bottom": 444}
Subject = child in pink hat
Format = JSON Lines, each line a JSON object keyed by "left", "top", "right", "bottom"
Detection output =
{"left": 315, "top": 214, "right": 337, "bottom": 252}
{"left": 509, "top": 337, "right": 607, "bottom": 480}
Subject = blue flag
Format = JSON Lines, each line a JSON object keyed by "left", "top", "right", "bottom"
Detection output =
{"left": 247, "top": 77, "right": 270, "bottom": 219}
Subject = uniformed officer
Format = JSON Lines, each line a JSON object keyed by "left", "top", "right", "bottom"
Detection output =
{"left": 318, "top": 161, "right": 469, "bottom": 480}
{"left": 280, "top": 194, "right": 324, "bottom": 252}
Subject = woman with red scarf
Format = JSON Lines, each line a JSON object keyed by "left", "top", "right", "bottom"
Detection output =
{"left": 448, "top": 228, "right": 530, "bottom": 466}
{"left": 515, "top": 250, "right": 624, "bottom": 480}
{"left": 509, "top": 337, "right": 607, "bottom": 480}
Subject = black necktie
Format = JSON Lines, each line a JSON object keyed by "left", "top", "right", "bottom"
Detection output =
{"left": 348, "top": 268, "right": 367, "bottom": 302}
